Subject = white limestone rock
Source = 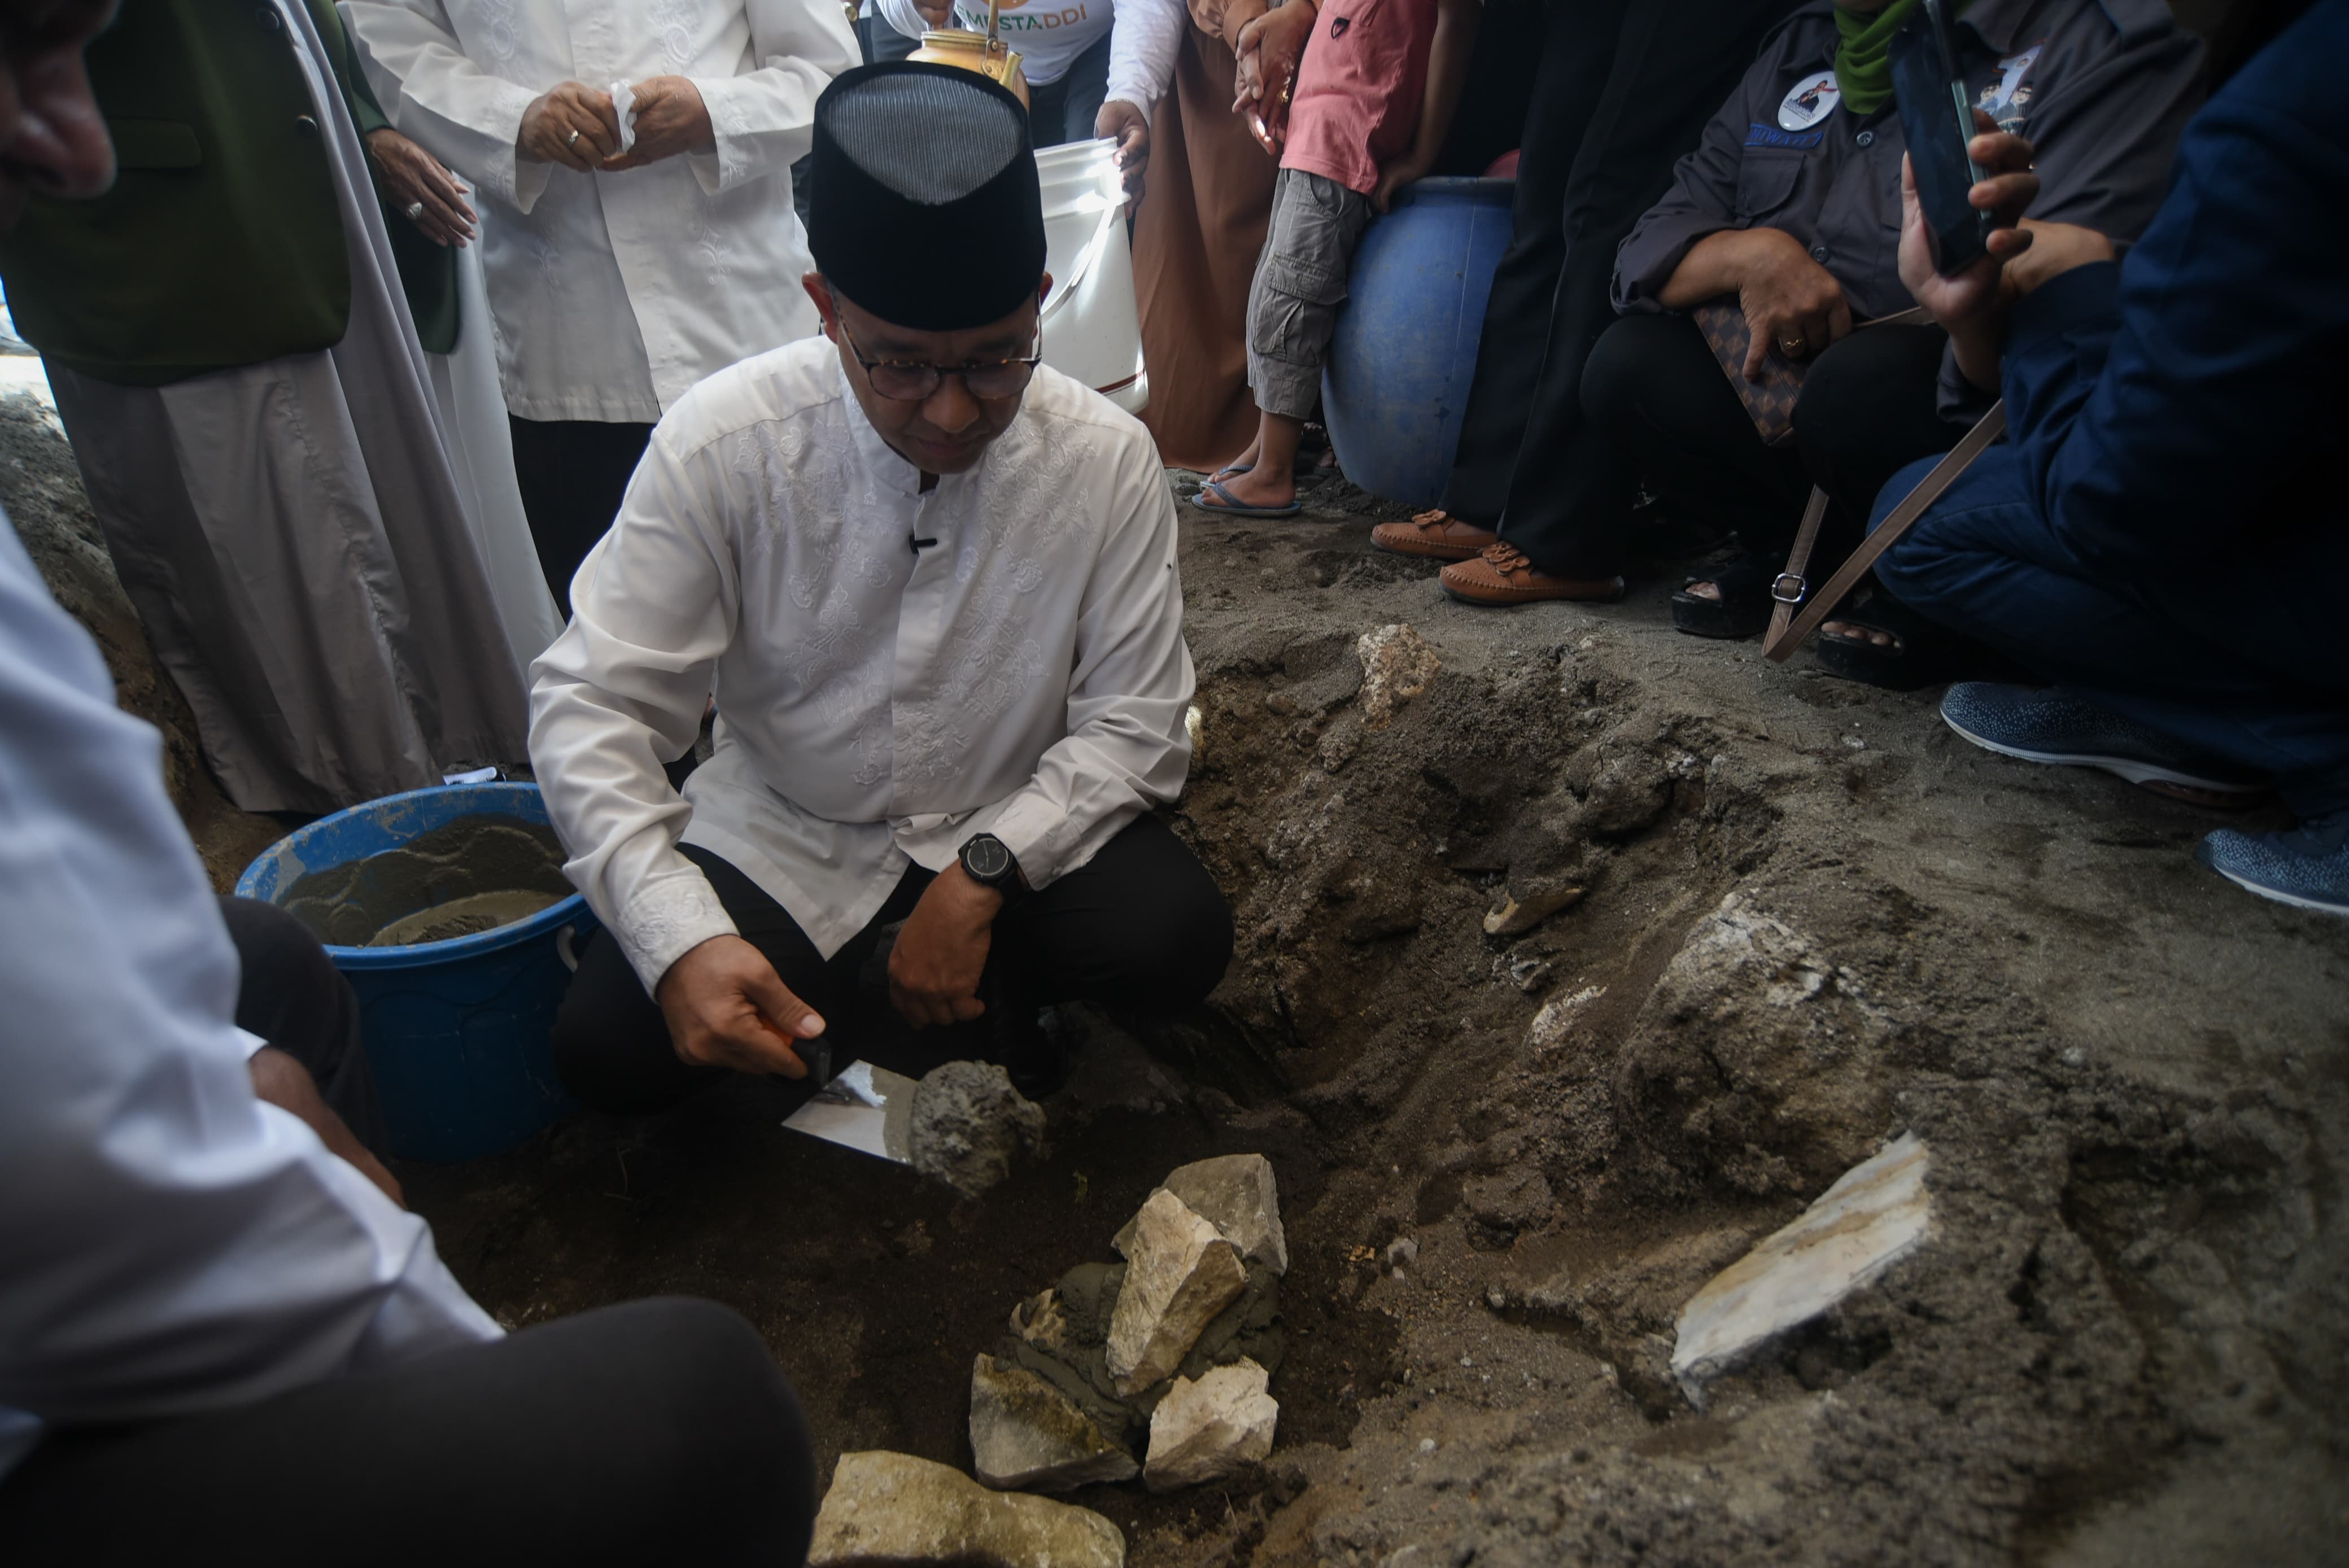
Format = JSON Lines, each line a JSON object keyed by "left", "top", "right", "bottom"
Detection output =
{"left": 1525, "top": 984, "right": 1606, "bottom": 1056}
{"left": 1355, "top": 623, "right": 1442, "bottom": 730}
{"left": 807, "top": 1450, "right": 1125, "bottom": 1567}
{"left": 1112, "top": 1154, "right": 1288, "bottom": 1276}
{"left": 1143, "top": 1357, "right": 1280, "bottom": 1492}
{"left": 1670, "top": 1133, "right": 1934, "bottom": 1407}
{"left": 968, "top": 1353, "right": 1138, "bottom": 1493}
{"left": 1106, "top": 1190, "right": 1248, "bottom": 1395}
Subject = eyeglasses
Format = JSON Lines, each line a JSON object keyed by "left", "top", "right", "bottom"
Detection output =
{"left": 837, "top": 318, "right": 1043, "bottom": 403}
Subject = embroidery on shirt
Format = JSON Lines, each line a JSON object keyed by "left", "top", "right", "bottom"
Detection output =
{"left": 727, "top": 417, "right": 900, "bottom": 693}
{"left": 708, "top": 87, "right": 754, "bottom": 190}
{"left": 618, "top": 873, "right": 733, "bottom": 981}
{"left": 475, "top": 0, "right": 521, "bottom": 67}
{"left": 1746, "top": 123, "right": 1825, "bottom": 150}
{"left": 650, "top": 0, "right": 699, "bottom": 71}
{"left": 531, "top": 232, "right": 564, "bottom": 292}
{"left": 890, "top": 420, "right": 1099, "bottom": 791}
{"left": 818, "top": 667, "right": 894, "bottom": 787}
{"left": 689, "top": 206, "right": 732, "bottom": 294}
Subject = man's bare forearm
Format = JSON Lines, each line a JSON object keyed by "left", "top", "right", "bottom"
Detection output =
{"left": 1408, "top": 0, "right": 1480, "bottom": 169}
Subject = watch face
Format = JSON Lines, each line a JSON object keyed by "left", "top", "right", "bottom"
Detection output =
{"left": 964, "top": 836, "right": 1013, "bottom": 881}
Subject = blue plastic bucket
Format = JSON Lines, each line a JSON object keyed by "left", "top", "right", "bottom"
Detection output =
{"left": 1321, "top": 177, "right": 1516, "bottom": 509}
{"left": 235, "top": 781, "right": 592, "bottom": 1161}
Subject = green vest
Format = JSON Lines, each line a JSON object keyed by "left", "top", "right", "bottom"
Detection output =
{"left": 0, "top": 0, "right": 457, "bottom": 386}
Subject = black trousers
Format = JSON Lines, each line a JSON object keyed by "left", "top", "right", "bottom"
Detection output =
{"left": 1580, "top": 312, "right": 1962, "bottom": 566}
{"left": 217, "top": 894, "right": 388, "bottom": 1156}
{"left": 554, "top": 813, "right": 1236, "bottom": 1116}
{"left": 1440, "top": 0, "right": 1800, "bottom": 576}
{"left": 0, "top": 1298, "right": 815, "bottom": 1567}
{"left": 1028, "top": 34, "right": 1114, "bottom": 148}
{"left": 508, "top": 416, "right": 656, "bottom": 618}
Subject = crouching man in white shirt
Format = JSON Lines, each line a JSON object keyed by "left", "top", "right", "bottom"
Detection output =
{"left": 0, "top": 10, "right": 818, "bottom": 1560}
{"left": 530, "top": 62, "right": 1232, "bottom": 1115}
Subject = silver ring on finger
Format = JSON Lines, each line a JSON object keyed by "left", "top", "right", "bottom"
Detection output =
{"left": 404, "top": 200, "right": 425, "bottom": 221}
{"left": 566, "top": 128, "right": 582, "bottom": 149}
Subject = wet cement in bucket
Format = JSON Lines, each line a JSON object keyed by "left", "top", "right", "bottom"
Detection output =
{"left": 281, "top": 813, "right": 573, "bottom": 948}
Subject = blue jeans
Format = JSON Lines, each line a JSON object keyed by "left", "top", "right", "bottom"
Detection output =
{"left": 1873, "top": 448, "right": 2349, "bottom": 817}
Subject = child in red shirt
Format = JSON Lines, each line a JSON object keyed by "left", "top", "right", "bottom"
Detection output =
{"left": 1191, "top": 0, "right": 1479, "bottom": 517}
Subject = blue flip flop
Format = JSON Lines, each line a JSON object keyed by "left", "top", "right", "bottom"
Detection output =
{"left": 1189, "top": 478, "right": 1302, "bottom": 518}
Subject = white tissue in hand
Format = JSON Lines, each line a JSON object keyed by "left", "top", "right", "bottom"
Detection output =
{"left": 610, "top": 80, "right": 637, "bottom": 154}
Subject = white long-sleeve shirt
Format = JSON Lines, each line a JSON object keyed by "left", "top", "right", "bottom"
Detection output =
{"left": 0, "top": 517, "right": 499, "bottom": 1481}
{"left": 528, "top": 339, "right": 1194, "bottom": 991}
{"left": 1103, "top": 0, "right": 1182, "bottom": 111}
{"left": 346, "top": 0, "right": 860, "bottom": 422}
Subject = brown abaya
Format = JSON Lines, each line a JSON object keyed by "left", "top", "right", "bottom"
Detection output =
{"left": 1132, "top": 21, "right": 1278, "bottom": 473}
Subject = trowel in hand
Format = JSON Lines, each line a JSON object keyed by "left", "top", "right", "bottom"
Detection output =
{"left": 781, "top": 921, "right": 920, "bottom": 1163}
{"left": 781, "top": 1055, "right": 917, "bottom": 1164}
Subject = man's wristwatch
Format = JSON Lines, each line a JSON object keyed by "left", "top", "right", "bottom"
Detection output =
{"left": 958, "top": 833, "right": 1024, "bottom": 898}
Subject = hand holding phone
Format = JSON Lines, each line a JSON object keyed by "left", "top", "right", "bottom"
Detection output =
{"left": 1896, "top": 123, "right": 2043, "bottom": 392}
{"left": 1889, "top": 0, "right": 2003, "bottom": 274}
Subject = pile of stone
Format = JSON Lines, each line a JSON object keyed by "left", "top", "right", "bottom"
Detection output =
{"left": 971, "top": 1152, "right": 1287, "bottom": 1495}
{"left": 809, "top": 1452, "right": 1128, "bottom": 1567}
{"left": 806, "top": 1154, "right": 1290, "bottom": 1567}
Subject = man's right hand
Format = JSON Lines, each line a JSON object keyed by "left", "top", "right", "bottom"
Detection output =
{"left": 1234, "top": 0, "right": 1313, "bottom": 116}
{"left": 1097, "top": 99, "right": 1150, "bottom": 198}
{"left": 518, "top": 81, "right": 622, "bottom": 172}
{"left": 1730, "top": 228, "right": 1853, "bottom": 380}
{"left": 655, "top": 934, "right": 824, "bottom": 1078}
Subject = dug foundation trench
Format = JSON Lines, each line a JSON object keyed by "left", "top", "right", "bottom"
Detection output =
{"left": 403, "top": 487, "right": 2348, "bottom": 1566}
{"left": 14, "top": 383, "right": 2340, "bottom": 1567}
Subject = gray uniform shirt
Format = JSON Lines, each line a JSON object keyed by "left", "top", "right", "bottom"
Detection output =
{"left": 1613, "top": 0, "right": 2204, "bottom": 328}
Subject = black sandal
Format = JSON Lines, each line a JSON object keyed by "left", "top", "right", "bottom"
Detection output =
{"left": 1671, "top": 552, "right": 1775, "bottom": 640}
{"left": 1814, "top": 595, "right": 1967, "bottom": 690}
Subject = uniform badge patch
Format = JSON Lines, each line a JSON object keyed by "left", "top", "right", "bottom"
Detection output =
{"left": 1778, "top": 71, "right": 1840, "bottom": 132}
{"left": 1975, "top": 43, "right": 2044, "bottom": 132}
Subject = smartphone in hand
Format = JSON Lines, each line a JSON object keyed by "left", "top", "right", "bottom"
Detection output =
{"left": 1890, "top": 0, "right": 1998, "bottom": 274}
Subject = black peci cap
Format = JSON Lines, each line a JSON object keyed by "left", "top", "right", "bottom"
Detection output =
{"left": 806, "top": 62, "right": 1047, "bottom": 333}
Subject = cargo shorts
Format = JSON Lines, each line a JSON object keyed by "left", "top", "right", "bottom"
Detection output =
{"left": 1246, "top": 167, "right": 1376, "bottom": 421}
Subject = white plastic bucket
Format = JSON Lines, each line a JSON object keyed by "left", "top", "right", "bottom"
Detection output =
{"left": 1036, "top": 138, "right": 1147, "bottom": 414}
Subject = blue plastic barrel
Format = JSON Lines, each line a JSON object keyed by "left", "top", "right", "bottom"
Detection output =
{"left": 235, "top": 781, "right": 593, "bottom": 1161}
{"left": 1321, "top": 177, "right": 1516, "bottom": 510}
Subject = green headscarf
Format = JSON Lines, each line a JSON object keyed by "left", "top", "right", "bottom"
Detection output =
{"left": 1834, "top": 0, "right": 1970, "bottom": 118}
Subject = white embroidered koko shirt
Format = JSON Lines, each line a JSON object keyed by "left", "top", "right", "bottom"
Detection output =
{"left": 528, "top": 339, "right": 1195, "bottom": 990}
{"left": 346, "top": 0, "right": 859, "bottom": 422}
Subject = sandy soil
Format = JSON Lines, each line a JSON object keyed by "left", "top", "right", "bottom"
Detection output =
{"left": 14, "top": 396, "right": 2344, "bottom": 1564}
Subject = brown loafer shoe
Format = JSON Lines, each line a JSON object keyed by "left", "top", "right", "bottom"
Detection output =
{"left": 1370, "top": 507, "right": 1499, "bottom": 561}
{"left": 1439, "top": 542, "right": 1625, "bottom": 606}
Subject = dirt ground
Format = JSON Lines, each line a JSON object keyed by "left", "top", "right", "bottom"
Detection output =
{"left": 14, "top": 396, "right": 2346, "bottom": 1566}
